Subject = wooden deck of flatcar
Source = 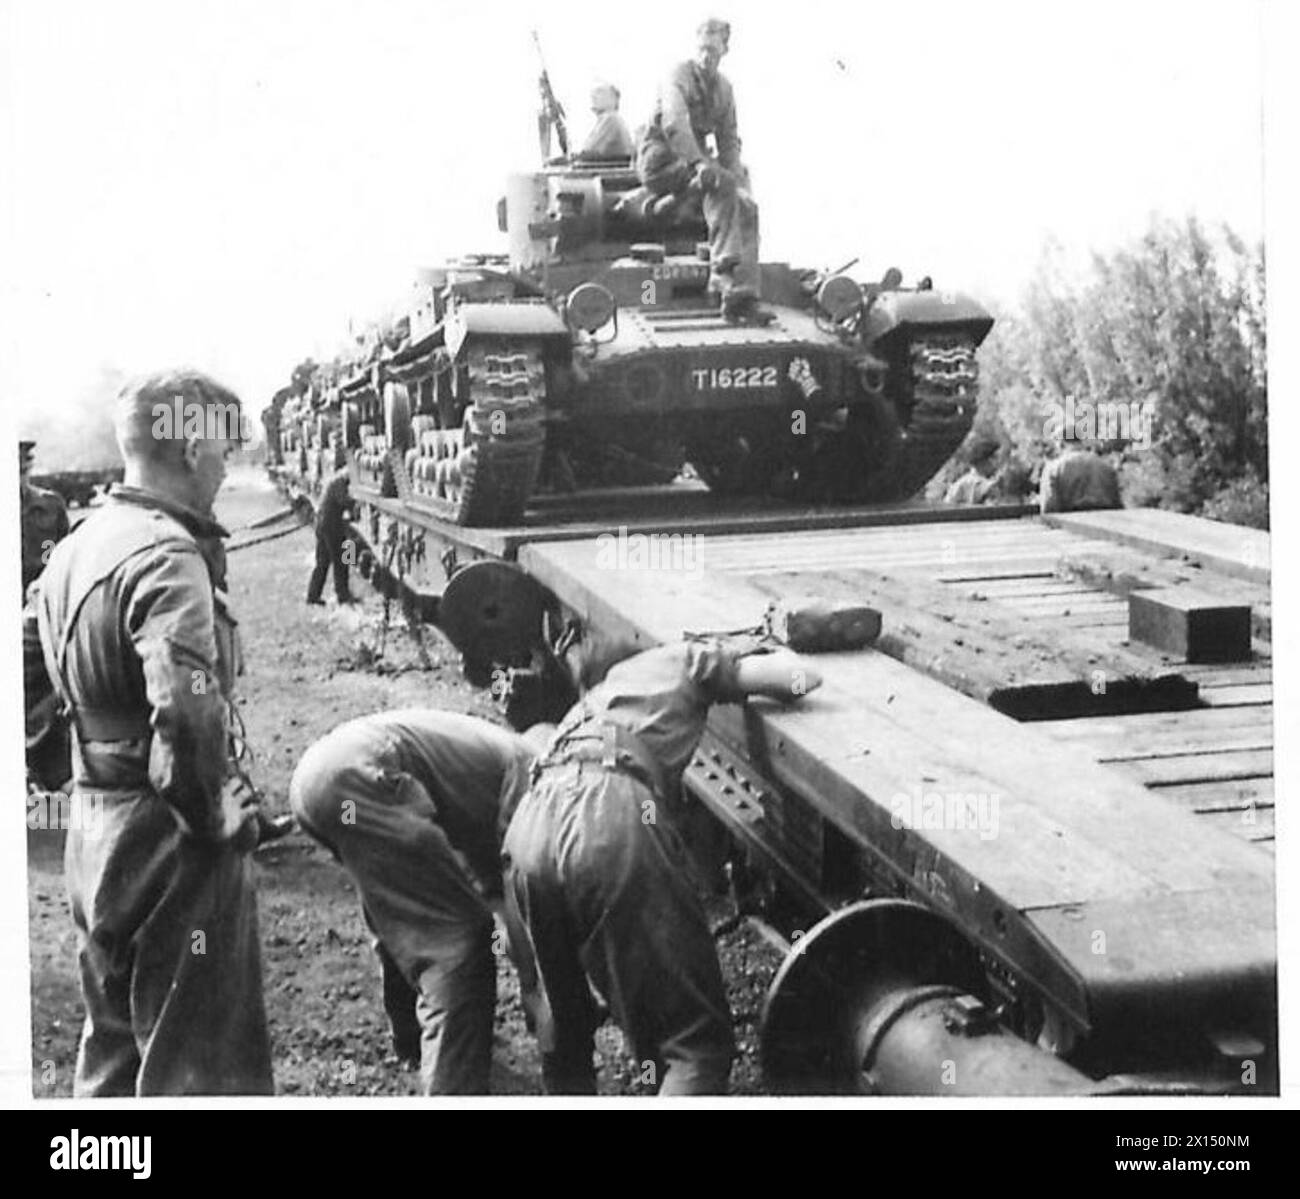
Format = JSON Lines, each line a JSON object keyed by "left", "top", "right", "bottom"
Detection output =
{"left": 323, "top": 469, "right": 1279, "bottom": 1080}
{"left": 517, "top": 507, "right": 1277, "bottom": 1052}
{"left": 522, "top": 510, "right": 1275, "bottom": 859}
{"left": 342, "top": 457, "right": 1278, "bottom": 861}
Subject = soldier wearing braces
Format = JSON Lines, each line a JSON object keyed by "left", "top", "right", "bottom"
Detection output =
{"left": 33, "top": 370, "right": 273, "bottom": 1096}
{"left": 503, "top": 632, "right": 822, "bottom": 1093}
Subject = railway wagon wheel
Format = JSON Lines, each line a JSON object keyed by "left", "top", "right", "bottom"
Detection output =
{"left": 761, "top": 900, "right": 986, "bottom": 1094}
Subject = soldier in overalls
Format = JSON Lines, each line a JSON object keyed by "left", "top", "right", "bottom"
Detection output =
{"left": 502, "top": 634, "right": 822, "bottom": 1094}
{"left": 289, "top": 710, "right": 537, "bottom": 1093}
{"left": 33, "top": 370, "right": 274, "bottom": 1096}
{"left": 307, "top": 467, "right": 357, "bottom": 606}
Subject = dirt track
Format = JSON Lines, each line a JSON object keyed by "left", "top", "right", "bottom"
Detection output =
{"left": 28, "top": 464, "right": 778, "bottom": 1097}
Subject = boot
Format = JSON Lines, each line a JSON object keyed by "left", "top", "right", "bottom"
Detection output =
{"left": 720, "top": 286, "right": 775, "bottom": 326}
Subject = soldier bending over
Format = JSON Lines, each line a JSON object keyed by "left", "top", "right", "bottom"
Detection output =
{"left": 290, "top": 710, "right": 536, "bottom": 1093}
{"left": 503, "top": 633, "right": 822, "bottom": 1094}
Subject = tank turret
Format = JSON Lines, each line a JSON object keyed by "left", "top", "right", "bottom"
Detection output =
{"left": 288, "top": 147, "right": 993, "bottom": 525}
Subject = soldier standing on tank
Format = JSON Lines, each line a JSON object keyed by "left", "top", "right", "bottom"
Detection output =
{"left": 502, "top": 633, "right": 822, "bottom": 1094}
{"left": 637, "top": 18, "right": 766, "bottom": 323}
{"left": 19, "top": 439, "right": 70, "bottom": 598}
{"left": 289, "top": 710, "right": 537, "bottom": 1093}
{"left": 307, "top": 466, "right": 357, "bottom": 605}
{"left": 32, "top": 370, "right": 273, "bottom": 1096}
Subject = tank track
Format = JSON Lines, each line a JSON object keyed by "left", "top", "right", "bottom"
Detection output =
{"left": 891, "top": 332, "right": 980, "bottom": 499}
{"left": 407, "top": 344, "right": 546, "bottom": 525}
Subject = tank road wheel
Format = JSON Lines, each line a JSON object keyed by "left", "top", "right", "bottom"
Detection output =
{"left": 384, "top": 382, "right": 413, "bottom": 454}
{"left": 443, "top": 343, "right": 546, "bottom": 526}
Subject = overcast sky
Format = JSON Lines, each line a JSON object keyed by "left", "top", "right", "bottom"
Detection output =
{"left": 0, "top": 0, "right": 1279, "bottom": 424}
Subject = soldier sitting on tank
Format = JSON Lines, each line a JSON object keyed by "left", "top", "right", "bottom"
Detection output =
{"left": 575, "top": 82, "right": 634, "bottom": 162}
{"left": 637, "top": 18, "right": 767, "bottom": 324}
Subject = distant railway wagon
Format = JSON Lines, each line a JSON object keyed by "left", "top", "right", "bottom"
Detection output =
{"left": 29, "top": 467, "right": 124, "bottom": 509}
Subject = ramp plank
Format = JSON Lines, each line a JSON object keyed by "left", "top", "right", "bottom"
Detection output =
{"left": 1044, "top": 508, "right": 1270, "bottom": 584}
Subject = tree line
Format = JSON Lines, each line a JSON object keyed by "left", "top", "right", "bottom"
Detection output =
{"left": 944, "top": 216, "right": 1268, "bottom": 529}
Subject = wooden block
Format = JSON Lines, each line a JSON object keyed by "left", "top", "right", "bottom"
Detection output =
{"left": 1057, "top": 548, "right": 1272, "bottom": 644}
{"left": 1129, "top": 587, "right": 1252, "bottom": 663}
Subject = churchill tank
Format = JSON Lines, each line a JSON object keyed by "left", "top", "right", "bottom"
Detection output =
{"left": 318, "top": 157, "right": 994, "bottom": 526}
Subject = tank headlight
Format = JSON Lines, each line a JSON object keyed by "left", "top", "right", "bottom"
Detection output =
{"left": 817, "top": 274, "right": 863, "bottom": 323}
{"left": 565, "top": 283, "right": 617, "bottom": 333}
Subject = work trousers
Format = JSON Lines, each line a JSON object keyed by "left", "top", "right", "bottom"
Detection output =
{"left": 502, "top": 762, "right": 735, "bottom": 1094}
{"left": 289, "top": 740, "right": 495, "bottom": 1094}
{"left": 65, "top": 789, "right": 274, "bottom": 1096}
{"left": 638, "top": 140, "right": 760, "bottom": 297}
{"left": 307, "top": 522, "right": 352, "bottom": 603}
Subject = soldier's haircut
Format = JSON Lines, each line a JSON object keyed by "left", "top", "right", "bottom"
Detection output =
{"left": 696, "top": 17, "right": 731, "bottom": 45}
{"left": 116, "top": 368, "right": 243, "bottom": 463}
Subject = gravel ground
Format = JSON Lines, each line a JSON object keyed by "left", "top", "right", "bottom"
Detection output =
{"left": 28, "top": 464, "right": 781, "bottom": 1097}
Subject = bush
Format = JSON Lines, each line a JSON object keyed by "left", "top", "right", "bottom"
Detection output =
{"left": 1118, "top": 451, "right": 1201, "bottom": 513}
{"left": 1200, "top": 472, "right": 1270, "bottom": 530}
{"left": 972, "top": 217, "right": 1267, "bottom": 525}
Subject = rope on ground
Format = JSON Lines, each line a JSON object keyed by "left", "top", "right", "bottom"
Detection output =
{"left": 228, "top": 514, "right": 312, "bottom": 553}
{"left": 239, "top": 505, "right": 300, "bottom": 531}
